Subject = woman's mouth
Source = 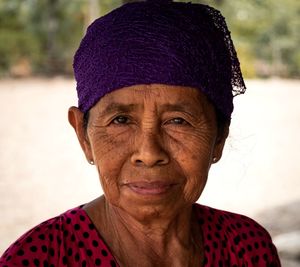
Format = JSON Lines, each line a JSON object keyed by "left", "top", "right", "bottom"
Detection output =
{"left": 125, "top": 181, "right": 176, "bottom": 195}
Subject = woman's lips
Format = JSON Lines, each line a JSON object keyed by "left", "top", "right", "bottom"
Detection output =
{"left": 125, "top": 181, "right": 176, "bottom": 195}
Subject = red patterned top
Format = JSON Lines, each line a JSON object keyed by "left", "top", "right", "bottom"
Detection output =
{"left": 0, "top": 204, "right": 281, "bottom": 266}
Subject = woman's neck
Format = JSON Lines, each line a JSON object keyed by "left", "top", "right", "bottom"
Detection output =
{"left": 84, "top": 196, "right": 203, "bottom": 267}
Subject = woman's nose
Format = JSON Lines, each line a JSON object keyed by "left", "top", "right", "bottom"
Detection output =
{"left": 131, "top": 132, "right": 170, "bottom": 167}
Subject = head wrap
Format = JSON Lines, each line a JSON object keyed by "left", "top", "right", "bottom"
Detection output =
{"left": 73, "top": 0, "right": 246, "bottom": 120}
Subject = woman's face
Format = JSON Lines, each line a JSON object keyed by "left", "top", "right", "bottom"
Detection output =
{"left": 70, "top": 84, "right": 228, "bottom": 220}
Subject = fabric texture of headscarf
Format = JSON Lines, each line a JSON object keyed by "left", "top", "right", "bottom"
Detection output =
{"left": 73, "top": 0, "right": 246, "bottom": 120}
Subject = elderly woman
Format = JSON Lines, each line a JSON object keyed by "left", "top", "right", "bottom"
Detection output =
{"left": 0, "top": 0, "right": 280, "bottom": 266}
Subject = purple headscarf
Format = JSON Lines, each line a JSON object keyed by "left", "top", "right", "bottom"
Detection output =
{"left": 73, "top": 0, "right": 246, "bottom": 120}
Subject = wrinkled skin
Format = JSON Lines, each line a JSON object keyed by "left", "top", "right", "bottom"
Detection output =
{"left": 68, "top": 84, "right": 228, "bottom": 266}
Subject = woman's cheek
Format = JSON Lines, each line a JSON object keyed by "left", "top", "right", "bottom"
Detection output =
{"left": 93, "top": 128, "right": 134, "bottom": 189}
{"left": 166, "top": 131, "right": 214, "bottom": 203}
{"left": 97, "top": 171, "right": 121, "bottom": 205}
{"left": 90, "top": 127, "right": 133, "bottom": 162}
{"left": 183, "top": 172, "right": 208, "bottom": 203}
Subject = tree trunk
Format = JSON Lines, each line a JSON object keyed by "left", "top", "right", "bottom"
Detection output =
{"left": 46, "top": 0, "right": 59, "bottom": 75}
{"left": 88, "top": 0, "right": 100, "bottom": 24}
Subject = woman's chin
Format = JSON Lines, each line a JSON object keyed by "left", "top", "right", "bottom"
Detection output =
{"left": 107, "top": 189, "right": 195, "bottom": 223}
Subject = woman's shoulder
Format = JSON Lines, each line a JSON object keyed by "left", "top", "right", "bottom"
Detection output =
{"left": 194, "top": 203, "right": 281, "bottom": 266}
{"left": 194, "top": 203, "right": 269, "bottom": 232}
{"left": 0, "top": 205, "right": 117, "bottom": 267}
{"left": 0, "top": 205, "right": 85, "bottom": 266}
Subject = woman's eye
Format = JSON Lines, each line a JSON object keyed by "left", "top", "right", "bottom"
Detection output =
{"left": 168, "top": 118, "right": 186, "bottom": 125}
{"left": 112, "top": 116, "right": 129, "bottom": 124}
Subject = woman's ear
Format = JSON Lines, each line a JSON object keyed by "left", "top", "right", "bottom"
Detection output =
{"left": 68, "top": 107, "right": 93, "bottom": 163}
{"left": 212, "top": 124, "right": 229, "bottom": 163}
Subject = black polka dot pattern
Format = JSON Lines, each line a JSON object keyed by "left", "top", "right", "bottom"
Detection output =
{"left": 0, "top": 205, "right": 118, "bottom": 266}
{"left": 194, "top": 205, "right": 281, "bottom": 266}
{"left": 0, "top": 204, "right": 281, "bottom": 266}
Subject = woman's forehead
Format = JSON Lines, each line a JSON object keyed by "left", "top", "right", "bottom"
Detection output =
{"left": 98, "top": 84, "right": 204, "bottom": 103}
{"left": 91, "top": 84, "right": 213, "bottom": 115}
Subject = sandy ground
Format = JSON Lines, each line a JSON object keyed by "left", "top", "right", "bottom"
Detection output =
{"left": 0, "top": 78, "right": 299, "bottom": 257}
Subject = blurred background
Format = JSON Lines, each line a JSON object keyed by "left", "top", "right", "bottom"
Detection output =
{"left": 1, "top": 0, "right": 300, "bottom": 78}
{"left": 0, "top": 0, "right": 299, "bottom": 265}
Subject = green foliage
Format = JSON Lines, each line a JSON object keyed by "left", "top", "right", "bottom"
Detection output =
{"left": 0, "top": 29, "right": 40, "bottom": 72}
{"left": 0, "top": 0, "right": 299, "bottom": 77}
{"left": 177, "top": 0, "right": 300, "bottom": 78}
{"left": 100, "top": 0, "right": 122, "bottom": 16}
{"left": 0, "top": 1, "right": 34, "bottom": 73}
{"left": 203, "top": 0, "right": 300, "bottom": 78}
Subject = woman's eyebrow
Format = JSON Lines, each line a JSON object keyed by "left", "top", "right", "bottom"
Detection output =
{"left": 161, "top": 103, "right": 189, "bottom": 111}
{"left": 98, "top": 102, "right": 202, "bottom": 116}
{"left": 160, "top": 103, "right": 202, "bottom": 114}
{"left": 99, "top": 103, "right": 138, "bottom": 116}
